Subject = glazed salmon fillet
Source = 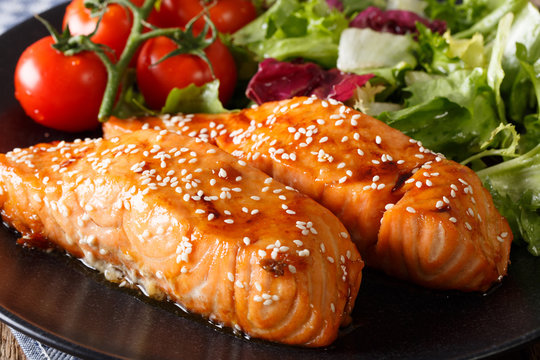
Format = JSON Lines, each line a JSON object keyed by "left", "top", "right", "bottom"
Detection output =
{"left": 0, "top": 129, "right": 363, "bottom": 347}
{"left": 104, "top": 96, "right": 512, "bottom": 292}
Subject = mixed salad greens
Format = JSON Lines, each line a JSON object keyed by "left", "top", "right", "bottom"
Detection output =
{"left": 16, "top": 0, "right": 540, "bottom": 255}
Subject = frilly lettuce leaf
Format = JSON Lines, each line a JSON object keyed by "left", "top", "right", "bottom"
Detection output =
{"left": 423, "top": 0, "right": 490, "bottom": 34}
{"left": 377, "top": 68, "right": 501, "bottom": 161}
{"left": 415, "top": 23, "right": 486, "bottom": 75}
{"left": 232, "top": 0, "right": 348, "bottom": 68}
{"left": 453, "top": 0, "right": 528, "bottom": 40}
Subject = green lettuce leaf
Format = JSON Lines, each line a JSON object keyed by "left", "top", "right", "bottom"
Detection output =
{"left": 378, "top": 68, "right": 501, "bottom": 161}
{"left": 423, "top": 0, "right": 490, "bottom": 34}
{"left": 515, "top": 43, "right": 540, "bottom": 120}
{"left": 486, "top": 12, "right": 513, "bottom": 123}
{"left": 415, "top": 23, "right": 486, "bottom": 75}
{"left": 453, "top": 0, "right": 528, "bottom": 40}
{"left": 514, "top": 42, "right": 540, "bottom": 154}
{"left": 161, "top": 80, "right": 228, "bottom": 115}
{"left": 232, "top": 0, "right": 348, "bottom": 68}
{"left": 500, "top": 3, "right": 540, "bottom": 130}
{"left": 341, "top": 0, "right": 387, "bottom": 15}
{"left": 478, "top": 145, "right": 540, "bottom": 255}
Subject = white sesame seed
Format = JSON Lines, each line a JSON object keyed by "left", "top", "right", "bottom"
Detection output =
{"left": 298, "top": 249, "right": 310, "bottom": 257}
{"left": 406, "top": 207, "right": 416, "bottom": 213}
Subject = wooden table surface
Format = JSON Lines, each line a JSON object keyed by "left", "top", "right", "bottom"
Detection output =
{"left": 1, "top": 322, "right": 25, "bottom": 360}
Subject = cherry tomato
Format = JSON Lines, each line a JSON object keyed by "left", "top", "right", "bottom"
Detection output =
{"left": 15, "top": 36, "right": 108, "bottom": 132}
{"left": 136, "top": 36, "right": 237, "bottom": 109}
{"left": 63, "top": 0, "right": 143, "bottom": 60}
{"left": 152, "top": 0, "right": 257, "bottom": 34}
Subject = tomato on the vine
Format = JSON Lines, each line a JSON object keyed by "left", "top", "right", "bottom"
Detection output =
{"left": 63, "top": 0, "right": 143, "bottom": 60}
{"left": 14, "top": 36, "right": 108, "bottom": 132}
{"left": 136, "top": 36, "right": 237, "bottom": 109}
{"left": 152, "top": 0, "right": 257, "bottom": 34}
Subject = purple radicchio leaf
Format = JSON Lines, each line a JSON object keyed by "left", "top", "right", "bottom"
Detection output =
{"left": 350, "top": 6, "right": 446, "bottom": 35}
{"left": 246, "top": 58, "right": 374, "bottom": 105}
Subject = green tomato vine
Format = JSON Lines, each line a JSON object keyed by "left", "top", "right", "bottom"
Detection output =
{"left": 40, "top": 0, "right": 218, "bottom": 122}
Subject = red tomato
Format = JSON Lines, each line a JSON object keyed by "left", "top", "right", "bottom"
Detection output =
{"left": 136, "top": 36, "right": 237, "bottom": 109}
{"left": 63, "top": 0, "right": 143, "bottom": 60}
{"left": 14, "top": 36, "right": 108, "bottom": 132}
{"left": 152, "top": 0, "right": 257, "bottom": 34}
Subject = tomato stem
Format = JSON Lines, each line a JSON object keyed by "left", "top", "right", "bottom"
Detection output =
{"left": 64, "top": 0, "right": 221, "bottom": 122}
{"left": 97, "top": 0, "right": 158, "bottom": 122}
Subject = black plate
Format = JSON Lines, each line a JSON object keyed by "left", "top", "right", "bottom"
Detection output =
{"left": 1, "top": 4, "right": 540, "bottom": 360}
